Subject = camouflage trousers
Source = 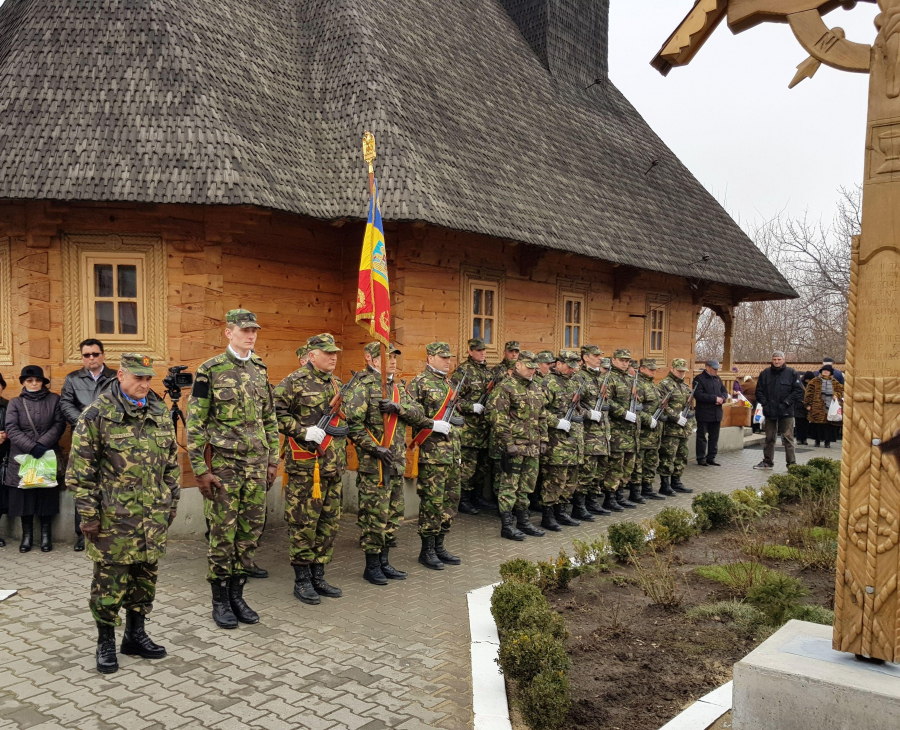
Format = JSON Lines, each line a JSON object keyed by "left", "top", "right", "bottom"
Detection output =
{"left": 285, "top": 469, "right": 342, "bottom": 565}
{"left": 634, "top": 447, "right": 660, "bottom": 486}
{"left": 579, "top": 454, "right": 610, "bottom": 497}
{"left": 357, "top": 469, "right": 404, "bottom": 553}
{"left": 204, "top": 461, "right": 267, "bottom": 583}
{"left": 90, "top": 561, "right": 158, "bottom": 627}
{"left": 658, "top": 435, "right": 689, "bottom": 478}
{"left": 604, "top": 451, "right": 636, "bottom": 493}
{"left": 541, "top": 464, "right": 579, "bottom": 506}
{"left": 416, "top": 461, "right": 460, "bottom": 537}
{"left": 459, "top": 446, "right": 491, "bottom": 500}
{"left": 496, "top": 455, "right": 539, "bottom": 513}
{"left": 385, "top": 471, "right": 405, "bottom": 544}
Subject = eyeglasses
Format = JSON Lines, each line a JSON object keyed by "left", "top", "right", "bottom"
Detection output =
{"left": 82, "top": 352, "right": 103, "bottom": 358}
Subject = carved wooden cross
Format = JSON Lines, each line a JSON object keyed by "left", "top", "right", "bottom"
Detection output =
{"left": 653, "top": 0, "right": 900, "bottom": 663}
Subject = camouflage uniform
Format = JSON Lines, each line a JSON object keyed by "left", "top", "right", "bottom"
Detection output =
{"left": 454, "top": 338, "right": 495, "bottom": 504}
{"left": 186, "top": 310, "right": 279, "bottom": 583}
{"left": 67, "top": 355, "right": 179, "bottom": 627}
{"left": 345, "top": 344, "right": 429, "bottom": 553}
{"left": 529, "top": 350, "right": 556, "bottom": 508}
{"left": 634, "top": 359, "right": 663, "bottom": 489}
{"left": 272, "top": 334, "right": 347, "bottom": 566}
{"left": 658, "top": 360, "right": 695, "bottom": 479}
{"left": 604, "top": 349, "right": 640, "bottom": 495}
{"left": 489, "top": 340, "right": 520, "bottom": 383}
{"left": 574, "top": 346, "right": 610, "bottom": 501}
{"left": 540, "top": 351, "right": 584, "bottom": 506}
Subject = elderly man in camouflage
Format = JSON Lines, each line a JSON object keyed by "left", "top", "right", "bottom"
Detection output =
{"left": 603, "top": 349, "right": 643, "bottom": 511}
{"left": 407, "top": 342, "right": 461, "bottom": 570}
{"left": 272, "top": 333, "right": 347, "bottom": 605}
{"left": 657, "top": 358, "right": 696, "bottom": 496}
{"left": 186, "top": 309, "right": 279, "bottom": 629}
{"left": 68, "top": 354, "right": 179, "bottom": 674}
{"left": 488, "top": 350, "right": 548, "bottom": 540}
{"left": 573, "top": 344, "right": 612, "bottom": 519}
{"left": 539, "top": 349, "right": 585, "bottom": 531}
{"left": 453, "top": 337, "right": 495, "bottom": 514}
{"left": 632, "top": 358, "right": 667, "bottom": 502}
{"left": 345, "top": 341, "right": 430, "bottom": 585}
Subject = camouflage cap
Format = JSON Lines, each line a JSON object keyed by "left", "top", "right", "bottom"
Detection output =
{"left": 557, "top": 349, "right": 580, "bottom": 363}
{"left": 426, "top": 341, "right": 452, "bottom": 357}
{"left": 120, "top": 352, "right": 157, "bottom": 377}
{"left": 535, "top": 350, "right": 556, "bottom": 364}
{"left": 612, "top": 348, "right": 631, "bottom": 359}
{"left": 504, "top": 341, "right": 520, "bottom": 351}
{"left": 226, "top": 309, "right": 261, "bottom": 329}
{"left": 518, "top": 350, "right": 537, "bottom": 367}
{"left": 640, "top": 358, "right": 658, "bottom": 370}
{"left": 630, "top": 359, "right": 639, "bottom": 368}
{"left": 468, "top": 337, "right": 487, "bottom": 351}
{"left": 307, "top": 333, "right": 342, "bottom": 353}
{"left": 600, "top": 357, "right": 611, "bottom": 369}
{"left": 365, "top": 341, "right": 401, "bottom": 358}
{"left": 581, "top": 344, "right": 603, "bottom": 356}
{"left": 295, "top": 345, "right": 309, "bottom": 360}
{"left": 672, "top": 358, "right": 689, "bottom": 370}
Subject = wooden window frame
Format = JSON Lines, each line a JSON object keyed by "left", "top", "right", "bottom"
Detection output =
{"left": 556, "top": 280, "right": 589, "bottom": 352}
{"left": 645, "top": 295, "right": 670, "bottom": 360}
{"left": 469, "top": 280, "right": 499, "bottom": 351}
{"left": 0, "top": 238, "right": 11, "bottom": 365}
{"left": 83, "top": 252, "right": 146, "bottom": 342}
{"left": 459, "top": 266, "right": 505, "bottom": 361}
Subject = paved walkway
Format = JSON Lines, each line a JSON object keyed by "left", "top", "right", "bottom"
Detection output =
{"left": 0, "top": 445, "right": 818, "bottom": 730}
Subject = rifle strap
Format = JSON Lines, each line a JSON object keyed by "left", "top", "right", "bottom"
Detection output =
{"left": 288, "top": 379, "right": 341, "bottom": 461}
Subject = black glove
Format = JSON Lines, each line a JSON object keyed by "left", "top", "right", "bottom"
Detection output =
{"left": 449, "top": 415, "right": 464, "bottom": 427}
{"left": 506, "top": 444, "right": 520, "bottom": 456}
{"left": 379, "top": 399, "right": 401, "bottom": 415}
{"left": 540, "top": 442, "right": 549, "bottom": 456}
{"left": 600, "top": 403, "right": 610, "bottom": 413}
{"left": 374, "top": 446, "right": 394, "bottom": 467}
{"left": 29, "top": 444, "right": 48, "bottom": 458}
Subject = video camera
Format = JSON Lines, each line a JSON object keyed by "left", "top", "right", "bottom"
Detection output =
{"left": 163, "top": 365, "right": 193, "bottom": 402}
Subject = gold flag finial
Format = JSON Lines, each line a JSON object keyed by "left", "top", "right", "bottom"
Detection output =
{"left": 362, "top": 132, "right": 376, "bottom": 174}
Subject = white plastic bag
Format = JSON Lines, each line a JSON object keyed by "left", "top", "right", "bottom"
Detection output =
{"left": 753, "top": 403, "right": 765, "bottom": 426}
{"left": 827, "top": 399, "right": 843, "bottom": 422}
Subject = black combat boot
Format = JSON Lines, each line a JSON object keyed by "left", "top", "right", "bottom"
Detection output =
{"left": 418, "top": 535, "right": 445, "bottom": 570}
{"left": 603, "top": 491, "right": 624, "bottom": 512}
{"left": 515, "top": 509, "right": 545, "bottom": 537}
{"left": 311, "top": 564, "right": 342, "bottom": 598}
{"left": 671, "top": 476, "right": 693, "bottom": 494}
{"left": 641, "top": 481, "right": 665, "bottom": 501}
{"left": 457, "top": 491, "right": 479, "bottom": 515}
{"left": 658, "top": 475, "right": 676, "bottom": 496}
{"left": 616, "top": 488, "right": 637, "bottom": 509}
{"left": 39, "top": 517, "right": 53, "bottom": 552}
{"left": 211, "top": 579, "right": 239, "bottom": 628}
{"left": 500, "top": 512, "right": 526, "bottom": 541}
{"left": 19, "top": 516, "right": 33, "bottom": 553}
{"left": 247, "top": 564, "right": 268, "bottom": 579}
{"left": 228, "top": 576, "right": 259, "bottom": 623}
{"left": 434, "top": 534, "right": 461, "bottom": 565}
{"left": 472, "top": 491, "right": 498, "bottom": 512}
{"left": 74, "top": 535, "right": 85, "bottom": 552}
{"left": 121, "top": 611, "right": 167, "bottom": 658}
{"left": 554, "top": 503, "right": 580, "bottom": 527}
{"left": 585, "top": 495, "right": 611, "bottom": 516}
{"left": 96, "top": 623, "right": 119, "bottom": 674}
{"left": 363, "top": 552, "right": 389, "bottom": 585}
{"left": 385, "top": 535, "right": 399, "bottom": 548}
{"left": 628, "top": 483, "right": 647, "bottom": 505}
{"left": 571, "top": 494, "right": 595, "bottom": 522}
{"left": 293, "top": 565, "right": 321, "bottom": 604}
{"left": 540, "top": 505, "right": 561, "bottom": 532}
{"left": 380, "top": 547, "right": 407, "bottom": 580}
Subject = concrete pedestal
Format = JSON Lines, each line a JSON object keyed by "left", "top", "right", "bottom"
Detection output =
{"left": 733, "top": 620, "right": 900, "bottom": 730}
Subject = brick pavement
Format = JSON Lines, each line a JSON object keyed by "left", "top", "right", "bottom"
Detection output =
{"left": 0, "top": 445, "right": 818, "bottom": 729}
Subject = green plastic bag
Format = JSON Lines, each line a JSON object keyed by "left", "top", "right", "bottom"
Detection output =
{"left": 14, "top": 452, "right": 58, "bottom": 489}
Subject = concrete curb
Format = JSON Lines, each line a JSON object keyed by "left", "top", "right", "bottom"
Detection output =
{"left": 467, "top": 582, "right": 512, "bottom": 730}
{"left": 658, "top": 680, "right": 732, "bottom": 730}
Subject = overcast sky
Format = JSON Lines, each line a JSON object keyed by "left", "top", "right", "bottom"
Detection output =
{"left": 609, "top": 1, "right": 878, "bottom": 229}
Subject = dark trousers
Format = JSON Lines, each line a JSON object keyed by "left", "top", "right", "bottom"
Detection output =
{"left": 794, "top": 416, "right": 809, "bottom": 444}
{"left": 695, "top": 421, "right": 721, "bottom": 463}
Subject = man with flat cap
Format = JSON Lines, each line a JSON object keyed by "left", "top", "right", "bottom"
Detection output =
{"left": 573, "top": 344, "right": 610, "bottom": 518}
{"left": 453, "top": 337, "right": 495, "bottom": 514}
{"left": 68, "top": 353, "right": 180, "bottom": 673}
{"left": 657, "top": 358, "right": 696, "bottom": 496}
{"left": 186, "top": 309, "right": 279, "bottom": 629}
{"left": 345, "top": 341, "right": 430, "bottom": 585}
{"left": 603, "top": 348, "right": 642, "bottom": 511}
{"left": 407, "top": 342, "right": 461, "bottom": 570}
{"left": 633, "top": 358, "right": 666, "bottom": 501}
{"left": 273, "top": 333, "right": 348, "bottom": 605}
{"left": 694, "top": 359, "right": 728, "bottom": 466}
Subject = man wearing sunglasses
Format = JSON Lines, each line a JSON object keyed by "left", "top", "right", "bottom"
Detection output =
{"left": 60, "top": 339, "right": 117, "bottom": 551}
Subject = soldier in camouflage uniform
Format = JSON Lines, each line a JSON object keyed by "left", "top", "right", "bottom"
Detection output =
{"left": 453, "top": 337, "right": 495, "bottom": 514}
{"left": 407, "top": 342, "right": 462, "bottom": 570}
{"left": 623, "top": 359, "right": 648, "bottom": 506}
{"left": 603, "top": 348, "right": 642, "bottom": 511}
{"left": 491, "top": 340, "right": 520, "bottom": 382}
{"left": 345, "top": 341, "right": 430, "bottom": 585}
{"left": 658, "top": 358, "right": 696, "bottom": 496}
{"left": 533, "top": 350, "right": 555, "bottom": 385}
{"left": 539, "top": 350, "right": 585, "bottom": 531}
{"left": 186, "top": 309, "right": 279, "bottom": 629}
{"left": 573, "top": 344, "right": 612, "bottom": 518}
{"left": 68, "top": 354, "right": 179, "bottom": 674}
{"left": 632, "top": 358, "right": 667, "bottom": 502}
{"left": 272, "top": 333, "right": 347, "bottom": 605}
{"left": 487, "top": 351, "right": 548, "bottom": 540}
{"left": 296, "top": 345, "right": 309, "bottom": 368}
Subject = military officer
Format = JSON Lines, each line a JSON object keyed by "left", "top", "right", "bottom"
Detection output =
{"left": 539, "top": 349, "right": 584, "bottom": 531}
{"left": 573, "top": 344, "right": 611, "bottom": 518}
{"left": 407, "top": 342, "right": 461, "bottom": 570}
{"left": 186, "top": 310, "right": 278, "bottom": 629}
{"left": 453, "top": 337, "right": 495, "bottom": 514}
{"left": 604, "top": 348, "right": 642, "bottom": 511}
{"left": 272, "top": 333, "right": 347, "bottom": 605}
{"left": 658, "top": 358, "right": 696, "bottom": 496}
{"left": 488, "top": 350, "right": 548, "bottom": 540}
{"left": 345, "top": 341, "right": 430, "bottom": 585}
{"left": 68, "top": 354, "right": 179, "bottom": 674}
{"left": 633, "top": 358, "right": 667, "bottom": 501}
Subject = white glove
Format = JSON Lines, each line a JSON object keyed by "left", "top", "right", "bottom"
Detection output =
{"left": 432, "top": 420, "right": 452, "bottom": 435}
{"left": 473, "top": 403, "right": 485, "bottom": 415}
{"left": 650, "top": 417, "right": 658, "bottom": 429}
{"left": 556, "top": 419, "right": 571, "bottom": 432}
{"left": 305, "top": 426, "right": 326, "bottom": 444}
{"left": 677, "top": 416, "right": 688, "bottom": 427}
{"left": 589, "top": 409, "right": 602, "bottom": 422}
{"left": 625, "top": 411, "right": 637, "bottom": 423}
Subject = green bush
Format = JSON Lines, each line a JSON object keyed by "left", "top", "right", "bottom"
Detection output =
{"left": 757, "top": 544, "right": 802, "bottom": 561}
{"left": 805, "top": 457, "right": 841, "bottom": 481}
{"left": 491, "top": 582, "right": 545, "bottom": 634}
{"left": 654, "top": 507, "right": 698, "bottom": 544}
{"left": 536, "top": 550, "right": 576, "bottom": 593}
{"left": 517, "top": 603, "right": 570, "bottom": 641}
{"left": 759, "top": 484, "right": 781, "bottom": 507}
{"left": 786, "top": 604, "right": 835, "bottom": 626}
{"left": 687, "top": 600, "right": 769, "bottom": 635}
{"left": 692, "top": 492, "right": 736, "bottom": 529}
{"left": 696, "top": 562, "right": 770, "bottom": 592}
{"left": 497, "top": 629, "right": 570, "bottom": 684}
{"left": 571, "top": 537, "right": 614, "bottom": 571}
{"left": 746, "top": 572, "right": 808, "bottom": 624}
{"left": 767, "top": 473, "right": 802, "bottom": 503}
{"left": 517, "top": 669, "right": 571, "bottom": 730}
{"left": 786, "top": 463, "right": 814, "bottom": 480}
{"left": 731, "top": 487, "right": 773, "bottom": 519}
{"left": 499, "top": 558, "right": 539, "bottom": 585}
{"left": 608, "top": 521, "right": 645, "bottom": 560}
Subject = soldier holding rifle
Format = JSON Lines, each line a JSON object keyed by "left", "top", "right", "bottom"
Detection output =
{"left": 633, "top": 358, "right": 667, "bottom": 501}
{"left": 453, "top": 337, "right": 495, "bottom": 514}
{"left": 603, "top": 349, "right": 642, "bottom": 511}
{"left": 657, "top": 358, "right": 697, "bottom": 496}
{"left": 574, "top": 344, "right": 611, "bottom": 518}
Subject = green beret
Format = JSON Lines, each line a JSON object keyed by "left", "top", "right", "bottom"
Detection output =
{"left": 307, "top": 333, "right": 341, "bottom": 353}
{"left": 226, "top": 309, "right": 261, "bottom": 329}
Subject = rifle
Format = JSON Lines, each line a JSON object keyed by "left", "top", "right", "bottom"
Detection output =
{"left": 409, "top": 372, "right": 467, "bottom": 449}
{"left": 310, "top": 370, "right": 360, "bottom": 458}
{"left": 628, "top": 369, "right": 642, "bottom": 415}
{"left": 477, "top": 372, "right": 503, "bottom": 407}
{"left": 678, "top": 380, "right": 702, "bottom": 422}
{"left": 652, "top": 387, "right": 674, "bottom": 423}
{"left": 564, "top": 381, "right": 584, "bottom": 423}
{"left": 593, "top": 370, "right": 612, "bottom": 413}
{"left": 445, "top": 372, "right": 466, "bottom": 426}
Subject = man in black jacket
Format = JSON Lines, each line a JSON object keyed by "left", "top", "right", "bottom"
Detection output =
{"left": 695, "top": 360, "right": 728, "bottom": 466}
{"left": 60, "top": 339, "right": 116, "bottom": 550}
{"left": 753, "top": 351, "right": 805, "bottom": 470}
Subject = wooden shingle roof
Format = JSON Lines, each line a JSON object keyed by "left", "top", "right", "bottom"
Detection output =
{"left": 0, "top": 0, "right": 796, "bottom": 300}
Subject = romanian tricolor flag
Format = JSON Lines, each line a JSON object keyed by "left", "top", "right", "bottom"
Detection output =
{"left": 355, "top": 180, "right": 391, "bottom": 345}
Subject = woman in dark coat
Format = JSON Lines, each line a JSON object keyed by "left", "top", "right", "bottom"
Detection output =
{"left": 794, "top": 371, "right": 816, "bottom": 445}
{"left": 804, "top": 365, "right": 844, "bottom": 448}
{"left": 3, "top": 366, "right": 66, "bottom": 552}
{"left": 0, "top": 372, "right": 9, "bottom": 548}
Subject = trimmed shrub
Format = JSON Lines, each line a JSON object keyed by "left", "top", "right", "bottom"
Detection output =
{"left": 654, "top": 506, "right": 699, "bottom": 544}
{"left": 608, "top": 521, "right": 645, "bottom": 561}
{"left": 805, "top": 457, "right": 841, "bottom": 482}
{"left": 491, "top": 582, "right": 545, "bottom": 634}
{"left": 517, "top": 603, "right": 570, "bottom": 641}
{"left": 731, "top": 487, "right": 773, "bottom": 519}
{"left": 497, "top": 629, "right": 570, "bottom": 684}
{"left": 692, "top": 492, "right": 736, "bottom": 529}
{"left": 767, "top": 473, "right": 802, "bottom": 503}
{"left": 536, "top": 550, "right": 576, "bottom": 593}
{"left": 517, "top": 669, "right": 571, "bottom": 730}
{"left": 499, "top": 558, "right": 539, "bottom": 585}
{"left": 746, "top": 572, "right": 808, "bottom": 624}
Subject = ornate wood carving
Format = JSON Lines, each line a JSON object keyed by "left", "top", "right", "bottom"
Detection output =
{"left": 0, "top": 238, "right": 12, "bottom": 365}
